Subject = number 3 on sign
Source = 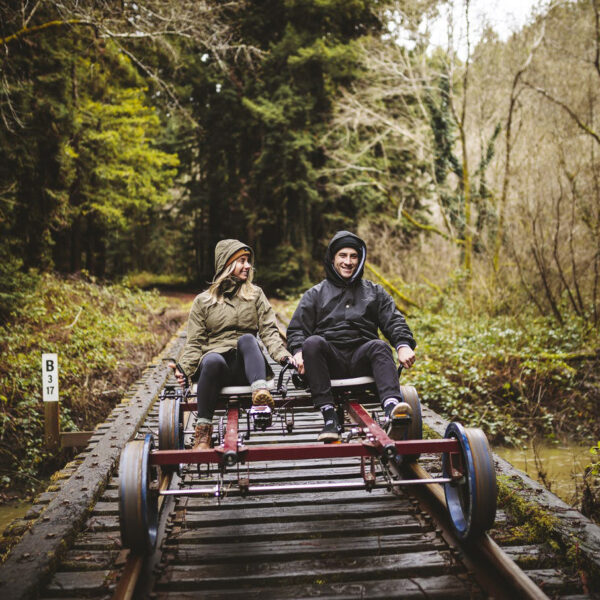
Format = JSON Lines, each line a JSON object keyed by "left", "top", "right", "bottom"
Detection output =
{"left": 42, "top": 353, "right": 59, "bottom": 402}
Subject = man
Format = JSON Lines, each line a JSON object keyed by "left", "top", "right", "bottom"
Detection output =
{"left": 287, "top": 231, "right": 417, "bottom": 442}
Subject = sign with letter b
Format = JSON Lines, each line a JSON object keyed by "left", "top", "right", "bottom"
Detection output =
{"left": 42, "top": 353, "right": 59, "bottom": 402}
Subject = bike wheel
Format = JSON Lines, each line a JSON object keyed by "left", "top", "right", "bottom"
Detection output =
{"left": 400, "top": 385, "right": 423, "bottom": 461}
{"left": 158, "top": 398, "right": 183, "bottom": 474}
{"left": 118, "top": 434, "right": 158, "bottom": 554}
{"left": 442, "top": 422, "right": 497, "bottom": 541}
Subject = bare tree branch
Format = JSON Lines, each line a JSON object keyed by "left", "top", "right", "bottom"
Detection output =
{"left": 0, "top": 1, "right": 260, "bottom": 126}
{"left": 552, "top": 181, "right": 581, "bottom": 315}
{"left": 524, "top": 81, "right": 600, "bottom": 145}
{"left": 0, "top": 19, "right": 96, "bottom": 45}
{"left": 400, "top": 207, "right": 464, "bottom": 244}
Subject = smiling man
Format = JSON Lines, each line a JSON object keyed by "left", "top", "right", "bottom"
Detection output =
{"left": 287, "top": 231, "right": 417, "bottom": 442}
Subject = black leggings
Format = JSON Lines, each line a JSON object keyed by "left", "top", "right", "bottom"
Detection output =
{"left": 195, "top": 334, "right": 267, "bottom": 421}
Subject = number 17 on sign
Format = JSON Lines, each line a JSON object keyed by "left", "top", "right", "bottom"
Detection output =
{"left": 42, "top": 353, "right": 59, "bottom": 402}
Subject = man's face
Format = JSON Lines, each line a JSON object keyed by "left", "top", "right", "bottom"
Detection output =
{"left": 333, "top": 247, "right": 359, "bottom": 279}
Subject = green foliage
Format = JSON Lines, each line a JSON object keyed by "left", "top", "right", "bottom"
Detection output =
{"left": 497, "top": 477, "right": 560, "bottom": 544}
{"left": 257, "top": 243, "right": 313, "bottom": 296}
{"left": 588, "top": 443, "right": 600, "bottom": 478}
{"left": 0, "top": 273, "right": 180, "bottom": 493}
{"left": 122, "top": 271, "right": 189, "bottom": 290}
{"left": 406, "top": 292, "right": 599, "bottom": 446}
{"left": 582, "top": 442, "right": 600, "bottom": 523}
{"left": 0, "top": 251, "right": 40, "bottom": 324}
{"left": 163, "top": 0, "right": 389, "bottom": 288}
{"left": 0, "top": 16, "right": 179, "bottom": 278}
{"left": 65, "top": 87, "right": 179, "bottom": 229}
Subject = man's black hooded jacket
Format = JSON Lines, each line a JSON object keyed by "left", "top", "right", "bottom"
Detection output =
{"left": 287, "top": 231, "right": 416, "bottom": 355}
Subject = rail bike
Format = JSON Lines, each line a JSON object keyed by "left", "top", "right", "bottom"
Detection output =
{"left": 118, "top": 360, "right": 497, "bottom": 555}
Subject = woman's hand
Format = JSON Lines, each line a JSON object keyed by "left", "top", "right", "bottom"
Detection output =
{"left": 292, "top": 351, "right": 305, "bottom": 375}
{"left": 168, "top": 362, "right": 187, "bottom": 387}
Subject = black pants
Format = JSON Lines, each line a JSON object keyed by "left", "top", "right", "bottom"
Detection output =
{"left": 196, "top": 334, "right": 267, "bottom": 421}
{"left": 302, "top": 335, "right": 401, "bottom": 408}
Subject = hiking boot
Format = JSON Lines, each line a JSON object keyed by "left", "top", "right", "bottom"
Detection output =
{"left": 252, "top": 388, "right": 274, "bottom": 409}
{"left": 193, "top": 423, "right": 213, "bottom": 450}
{"left": 383, "top": 400, "right": 412, "bottom": 441}
{"left": 318, "top": 412, "right": 343, "bottom": 443}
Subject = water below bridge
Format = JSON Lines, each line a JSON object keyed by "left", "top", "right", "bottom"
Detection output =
{"left": 496, "top": 442, "right": 593, "bottom": 505}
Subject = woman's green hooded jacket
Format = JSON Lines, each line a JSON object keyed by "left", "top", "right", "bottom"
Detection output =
{"left": 178, "top": 239, "right": 290, "bottom": 379}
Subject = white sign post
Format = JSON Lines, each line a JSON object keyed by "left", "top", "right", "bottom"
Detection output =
{"left": 42, "top": 353, "right": 60, "bottom": 449}
{"left": 42, "top": 353, "right": 59, "bottom": 402}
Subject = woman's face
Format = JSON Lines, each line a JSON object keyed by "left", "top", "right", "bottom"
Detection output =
{"left": 232, "top": 254, "right": 252, "bottom": 280}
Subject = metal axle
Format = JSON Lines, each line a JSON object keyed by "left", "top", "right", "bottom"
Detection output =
{"left": 159, "top": 477, "right": 453, "bottom": 497}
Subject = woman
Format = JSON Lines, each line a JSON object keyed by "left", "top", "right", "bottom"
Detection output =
{"left": 172, "top": 239, "right": 292, "bottom": 450}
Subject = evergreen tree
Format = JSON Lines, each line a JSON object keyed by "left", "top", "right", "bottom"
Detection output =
{"left": 169, "top": 0, "right": 389, "bottom": 290}
{"left": 0, "top": 6, "right": 179, "bottom": 278}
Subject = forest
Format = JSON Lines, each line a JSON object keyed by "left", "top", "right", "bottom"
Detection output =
{"left": 0, "top": 1, "right": 598, "bottom": 518}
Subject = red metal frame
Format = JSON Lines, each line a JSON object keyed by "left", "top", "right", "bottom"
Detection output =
{"left": 221, "top": 404, "right": 239, "bottom": 456}
{"left": 154, "top": 392, "right": 464, "bottom": 479}
{"left": 150, "top": 439, "right": 460, "bottom": 466}
{"left": 347, "top": 401, "right": 396, "bottom": 453}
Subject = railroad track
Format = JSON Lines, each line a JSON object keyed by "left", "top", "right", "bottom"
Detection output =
{"left": 1, "top": 332, "right": 598, "bottom": 599}
{"left": 30, "top": 373, "right": 577, "bottom": 598}
{"left": 42, "top": 397, "right": 495, "bottom": 600}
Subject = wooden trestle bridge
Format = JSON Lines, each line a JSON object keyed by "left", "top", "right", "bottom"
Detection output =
{"left": 1, "top": 326, "right": 599, "bottom": 599}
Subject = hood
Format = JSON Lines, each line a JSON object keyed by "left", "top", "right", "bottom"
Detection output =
{"left": 214, "top": 239, "right": 254, "bottom": 277}
{"left": 324, "top": 230, "right": 367, "bottom": 286}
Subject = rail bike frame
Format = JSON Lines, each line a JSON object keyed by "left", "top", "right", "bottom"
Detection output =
{"left": 151, "top": 397, "right": 459, "bottom": 467}
{"left": 118, "top": 363, "right": 498, "bottom": 554}
{"left": 153, "top": 362, "right": 442, "bottom": 468}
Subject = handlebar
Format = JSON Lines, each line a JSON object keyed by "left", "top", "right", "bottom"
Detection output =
{"left": 276, "top": 358, "right": 295, "bottom": 395}
{"left": 163, "top": 357, "right": 189, "bottom": 389}
{"left": 175, "top": 362, "right": 189, "bottom": 389}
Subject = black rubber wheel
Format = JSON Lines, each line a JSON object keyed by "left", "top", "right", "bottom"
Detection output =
{"left": 118, "top": 434, "right": 158, "bottom": 554}
{"left": 158, "top": 398, "right": 182, "bottom": 474}
{"left": 442, "top": 423, "right": 497, "bottom": 541}
{"left": 400, "top": 385, "right": 423, "bottom": 461}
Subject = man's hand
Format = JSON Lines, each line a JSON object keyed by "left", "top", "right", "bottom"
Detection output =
{"left": 397, "top": 346, "right": 416, "bottom": 369}
{"left": 168, "top": 362, "right": 187, "bottom": 387}
{"left": 292, "top": 351, "right": 305, "bottom": 375}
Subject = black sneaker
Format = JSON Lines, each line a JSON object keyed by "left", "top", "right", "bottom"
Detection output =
{"left": 383, "top": 400, "right": 412, "bottom": 440}
{"left": 318, "top": 414, "right": 343, "bottom": 443}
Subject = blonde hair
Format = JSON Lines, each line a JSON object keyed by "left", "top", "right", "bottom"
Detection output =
{"left": 207, "top": 259, "right": 257, "bottom": 304}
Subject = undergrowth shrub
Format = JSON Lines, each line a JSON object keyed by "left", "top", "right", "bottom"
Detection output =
{"left": 0, "top": 273, "right": 184, "bottom": 493}
{"left": 0, "top": 252, "right": 40, "bottom": 324}
{"left": 405, "top": 297, "right": 599, "bottom": 446}
{"left": 582, "top": 442, "right": 600, "bottom": 522}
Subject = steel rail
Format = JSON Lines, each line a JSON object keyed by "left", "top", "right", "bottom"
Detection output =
{"left": 111, "top": 407, "right": 193, "bottom": 600}
{"left": 402, "top": 461, "right": 550, "bottom": 600}
{"left": 112, "top": 440, "right": 548, "bottom": 599}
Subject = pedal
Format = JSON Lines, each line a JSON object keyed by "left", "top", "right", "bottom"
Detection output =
{"left": 386, "top": 414, "right": 412, "bottom": 442}
{"left": 390, "top": 414, "right": 412, "bottom": 425}
{"left": 342, "top": 427, "right": 361, "bottom": 443}
{"left": 249, "top": 405, "right": 273, "bottom": 431}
